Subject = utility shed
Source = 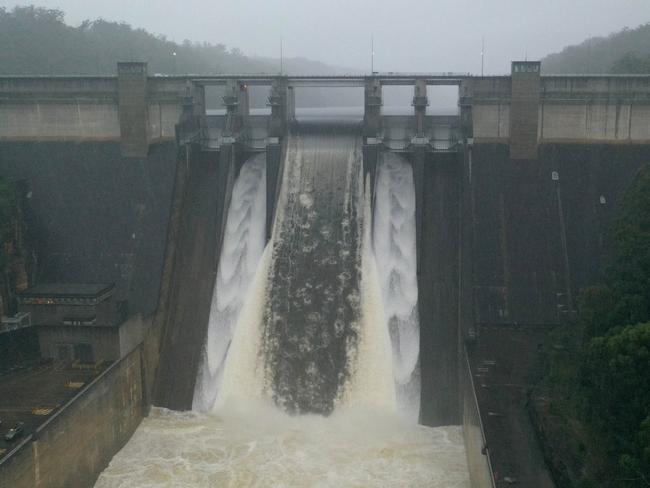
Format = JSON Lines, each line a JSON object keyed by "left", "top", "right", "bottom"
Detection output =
{"left": 17, "top": 283, "right": 143, "bottom": 363}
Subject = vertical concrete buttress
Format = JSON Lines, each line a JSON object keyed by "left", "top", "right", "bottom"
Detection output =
{"left": 265, "top": 143, "right": 284, "bottom": 242}
{"left": 413, "top": 79, "right": 428, "bottom": 138}
{"left": 363, "top": 77, "right": 382, "bottom": 140}
{"left": 510, "top": 61, "right": 541, "bottom": 160}
{"left": 223, "top": 80, "right": 249, "bottom": 138}
{"left": 153, "top": 144, "right": 238, "bottom": 410}
{"left": 117, "top": 62, "right": 150, "bottom": 157}
{"left": 417, "top": 152, "right": 463, "bottom": 426}
{"left": 268, "top": 78, "right": 292, "bottom": 138}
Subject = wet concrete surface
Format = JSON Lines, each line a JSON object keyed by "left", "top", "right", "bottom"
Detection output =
{"left": 0, "top": 359, "right": 109, "bottom": 458}
{"left": 468, "top": 324, "right": 556, "bottom": 487}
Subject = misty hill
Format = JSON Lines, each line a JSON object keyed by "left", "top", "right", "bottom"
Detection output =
{"left": 0, "top": 6, "right": 362, "bottom": 107}
{"left": 0, "top": 6, "right": 349, "bottom": 76}
{"left": 542, "top": 22, "right": 650, "bottom": 74}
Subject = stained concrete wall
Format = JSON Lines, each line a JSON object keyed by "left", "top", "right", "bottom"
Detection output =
{"left": 0, "top": 141, "right": 177, "bottom": 316}
{"left": 0, "top": 74, "right": 188, "bottom": 155}
{"left": 472, "top": 104, "right": 511, "bottom": 141}
{"left": 147, "top": 102, "right": 183, "bottom": 142}
{"left": 36, "top": 314, "right": 145, "bottom": 363}
{"left": 462, "top": 350, "right": 495, "bottom": 488}
{"left": 152, "top": 144, "right": 239, "bottom": 409}
{"left": 37, "top": 325, "right": 120, "bottom": 361}
{"left": 466, "top": 75, "right": 650, "bottom": 146}
{"left": 416, "top": 152, "right": 462, "bottom": 426}
{"left": 0, "top": 77, "right": 119, "bottom": 142}
{"left": 469, "top": 143, "right": 649, "bottom": 326}
{"left": 0, "top": 345, "right": 145, "bottom": 488}
{"left": 510, "top": 63, "right": 541, "bottom": 159}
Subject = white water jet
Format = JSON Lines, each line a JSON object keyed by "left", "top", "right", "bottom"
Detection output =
{"left": 192, "top": 154, "right": 267, "bottom": 411}
{"left": 338, "top": 171, "right": 397, "bottom": 411}
{"left": 372, "top": 153, "right": 421, "bottom": 422}
{"left": 214, "top": 245, "right": 272, "bottom": 408}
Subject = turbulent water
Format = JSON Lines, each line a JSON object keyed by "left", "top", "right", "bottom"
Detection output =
{"left": 262, "top": 121, "right": 367, "bottom": 414}
{"left": 95, "top": 119, "right": 470, "bottom": 487}
{"left": 94, "top": 406, "right": 470, "bottom": 488}
{"left": 373, "top": 153, "right": 421, "bottom": 422}
{"left": 192, "top": 154, "right": 267, "bottom": 411}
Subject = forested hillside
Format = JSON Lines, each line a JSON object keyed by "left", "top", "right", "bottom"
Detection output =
{"left": 0, "top": 5, "right": 336, "bottom": 76}
{"left": 534, "top": 166, "right": 650, "bottom": 487}
{"left": 542, "top": 22, "right": 650, "bottom": 74}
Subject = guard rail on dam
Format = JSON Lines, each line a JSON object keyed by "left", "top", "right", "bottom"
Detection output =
{"left": 0, "top": 343, "right": 148, "bottom": 487}
{"left": 2, "top": 61, "right": 650, "bottom": 487}
{"left": 2, "top": 61, "right": 650, "bottom": 156}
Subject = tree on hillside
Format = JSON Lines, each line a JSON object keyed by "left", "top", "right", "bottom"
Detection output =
{"left": 610, "top": 52, "right": 650, "bottom": 74}
{"left": 575, "top": 165, "right": 650, "bottom": 486}
{"left": 542, "top": 22, "right": 650, "bottom": 74}
{"left": 0, "top": 5, "right": 275, "bottom": 75}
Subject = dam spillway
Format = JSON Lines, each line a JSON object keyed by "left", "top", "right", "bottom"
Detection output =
{"left": 94, "top": 118, "right": 470, "bottom": 487}
{"left": 262, "top": 121, "right": 366, "bottom": 415}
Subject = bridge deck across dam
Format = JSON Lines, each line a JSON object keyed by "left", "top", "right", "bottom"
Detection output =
{"left": 2, "top": 61, "right": 650, "bottom": 157}
{"left": 189, "top": 74, "right": 465, "bottom": 87}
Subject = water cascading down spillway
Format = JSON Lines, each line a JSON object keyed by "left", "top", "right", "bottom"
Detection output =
{"left": 95, "top": 120, "right": 470, "bottom": 487}
{"left": 373, "top": 152, "right": 422, "bottom": 422}
{"left": 209, "top": 121, "right": 396, "bottom": 414}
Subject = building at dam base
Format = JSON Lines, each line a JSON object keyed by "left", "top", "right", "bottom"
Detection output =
{"left": 0, "top": 60, "right": 650, "bottom": 487}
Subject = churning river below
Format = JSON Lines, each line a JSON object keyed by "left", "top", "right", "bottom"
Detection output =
{"left": 94, "top": 404, "right": 469, "bottom": 488}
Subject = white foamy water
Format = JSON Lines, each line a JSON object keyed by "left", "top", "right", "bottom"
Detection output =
{"left": 338, "top": 173, "right": 397, "bottom": 411}
{"left": 94, "top": 406, "right": 470, "bottom": 488}
{"left": 192, "top": 154, "right": 267, "bottom": 411}
{"left": 373, "top": 153, "right": 421, "bottom": 422}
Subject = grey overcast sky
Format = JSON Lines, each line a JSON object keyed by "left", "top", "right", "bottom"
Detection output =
{"left": 3, "top": 0, "right": 649, "bottom": 73}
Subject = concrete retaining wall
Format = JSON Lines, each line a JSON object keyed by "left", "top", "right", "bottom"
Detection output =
{"left": 0, "top": 346, "right": 145, "bottom": 488}
{"left": 462, "top": 349, "right": 495, "bottom": 488}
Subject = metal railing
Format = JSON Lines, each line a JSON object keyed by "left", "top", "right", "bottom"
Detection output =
{"left": 463, "top": 346, "right": 497, "bottom": 488}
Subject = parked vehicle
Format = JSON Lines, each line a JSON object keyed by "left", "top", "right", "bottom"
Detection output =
{"left": 4, "top": 422, "right": 24, "bottom": 442}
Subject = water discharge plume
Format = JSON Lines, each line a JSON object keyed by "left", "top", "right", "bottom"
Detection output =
{"left": 260, "top": 124, "right": 365, "bottom": 415}
{"left": 373, "top": 153, "right": 421, "bottom": 422}
{"left": 193, "top": 154, "right": 267, "bottom": 411}
{"left": 338, "top": 173, "right": 397, "bottom": 411}
{"left": 214, "top": 245, "right": 272, "bottom": 408}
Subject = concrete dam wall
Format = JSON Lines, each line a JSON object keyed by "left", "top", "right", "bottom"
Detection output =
{"left": 3, "top": 63, "right": 650, "bottom": 486}
{"left": 469, "top": 143, "right": 649, "bottom": 326}
{"left": 152, "top": 145, "right": 238, "bottom": 409}
{"left": 0, "top": 141, "right": 177, "bottom": 316}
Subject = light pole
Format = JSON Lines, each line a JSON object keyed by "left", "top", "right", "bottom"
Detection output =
{"left": 172, "top": 51, "right": 177, "bottom": 75}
